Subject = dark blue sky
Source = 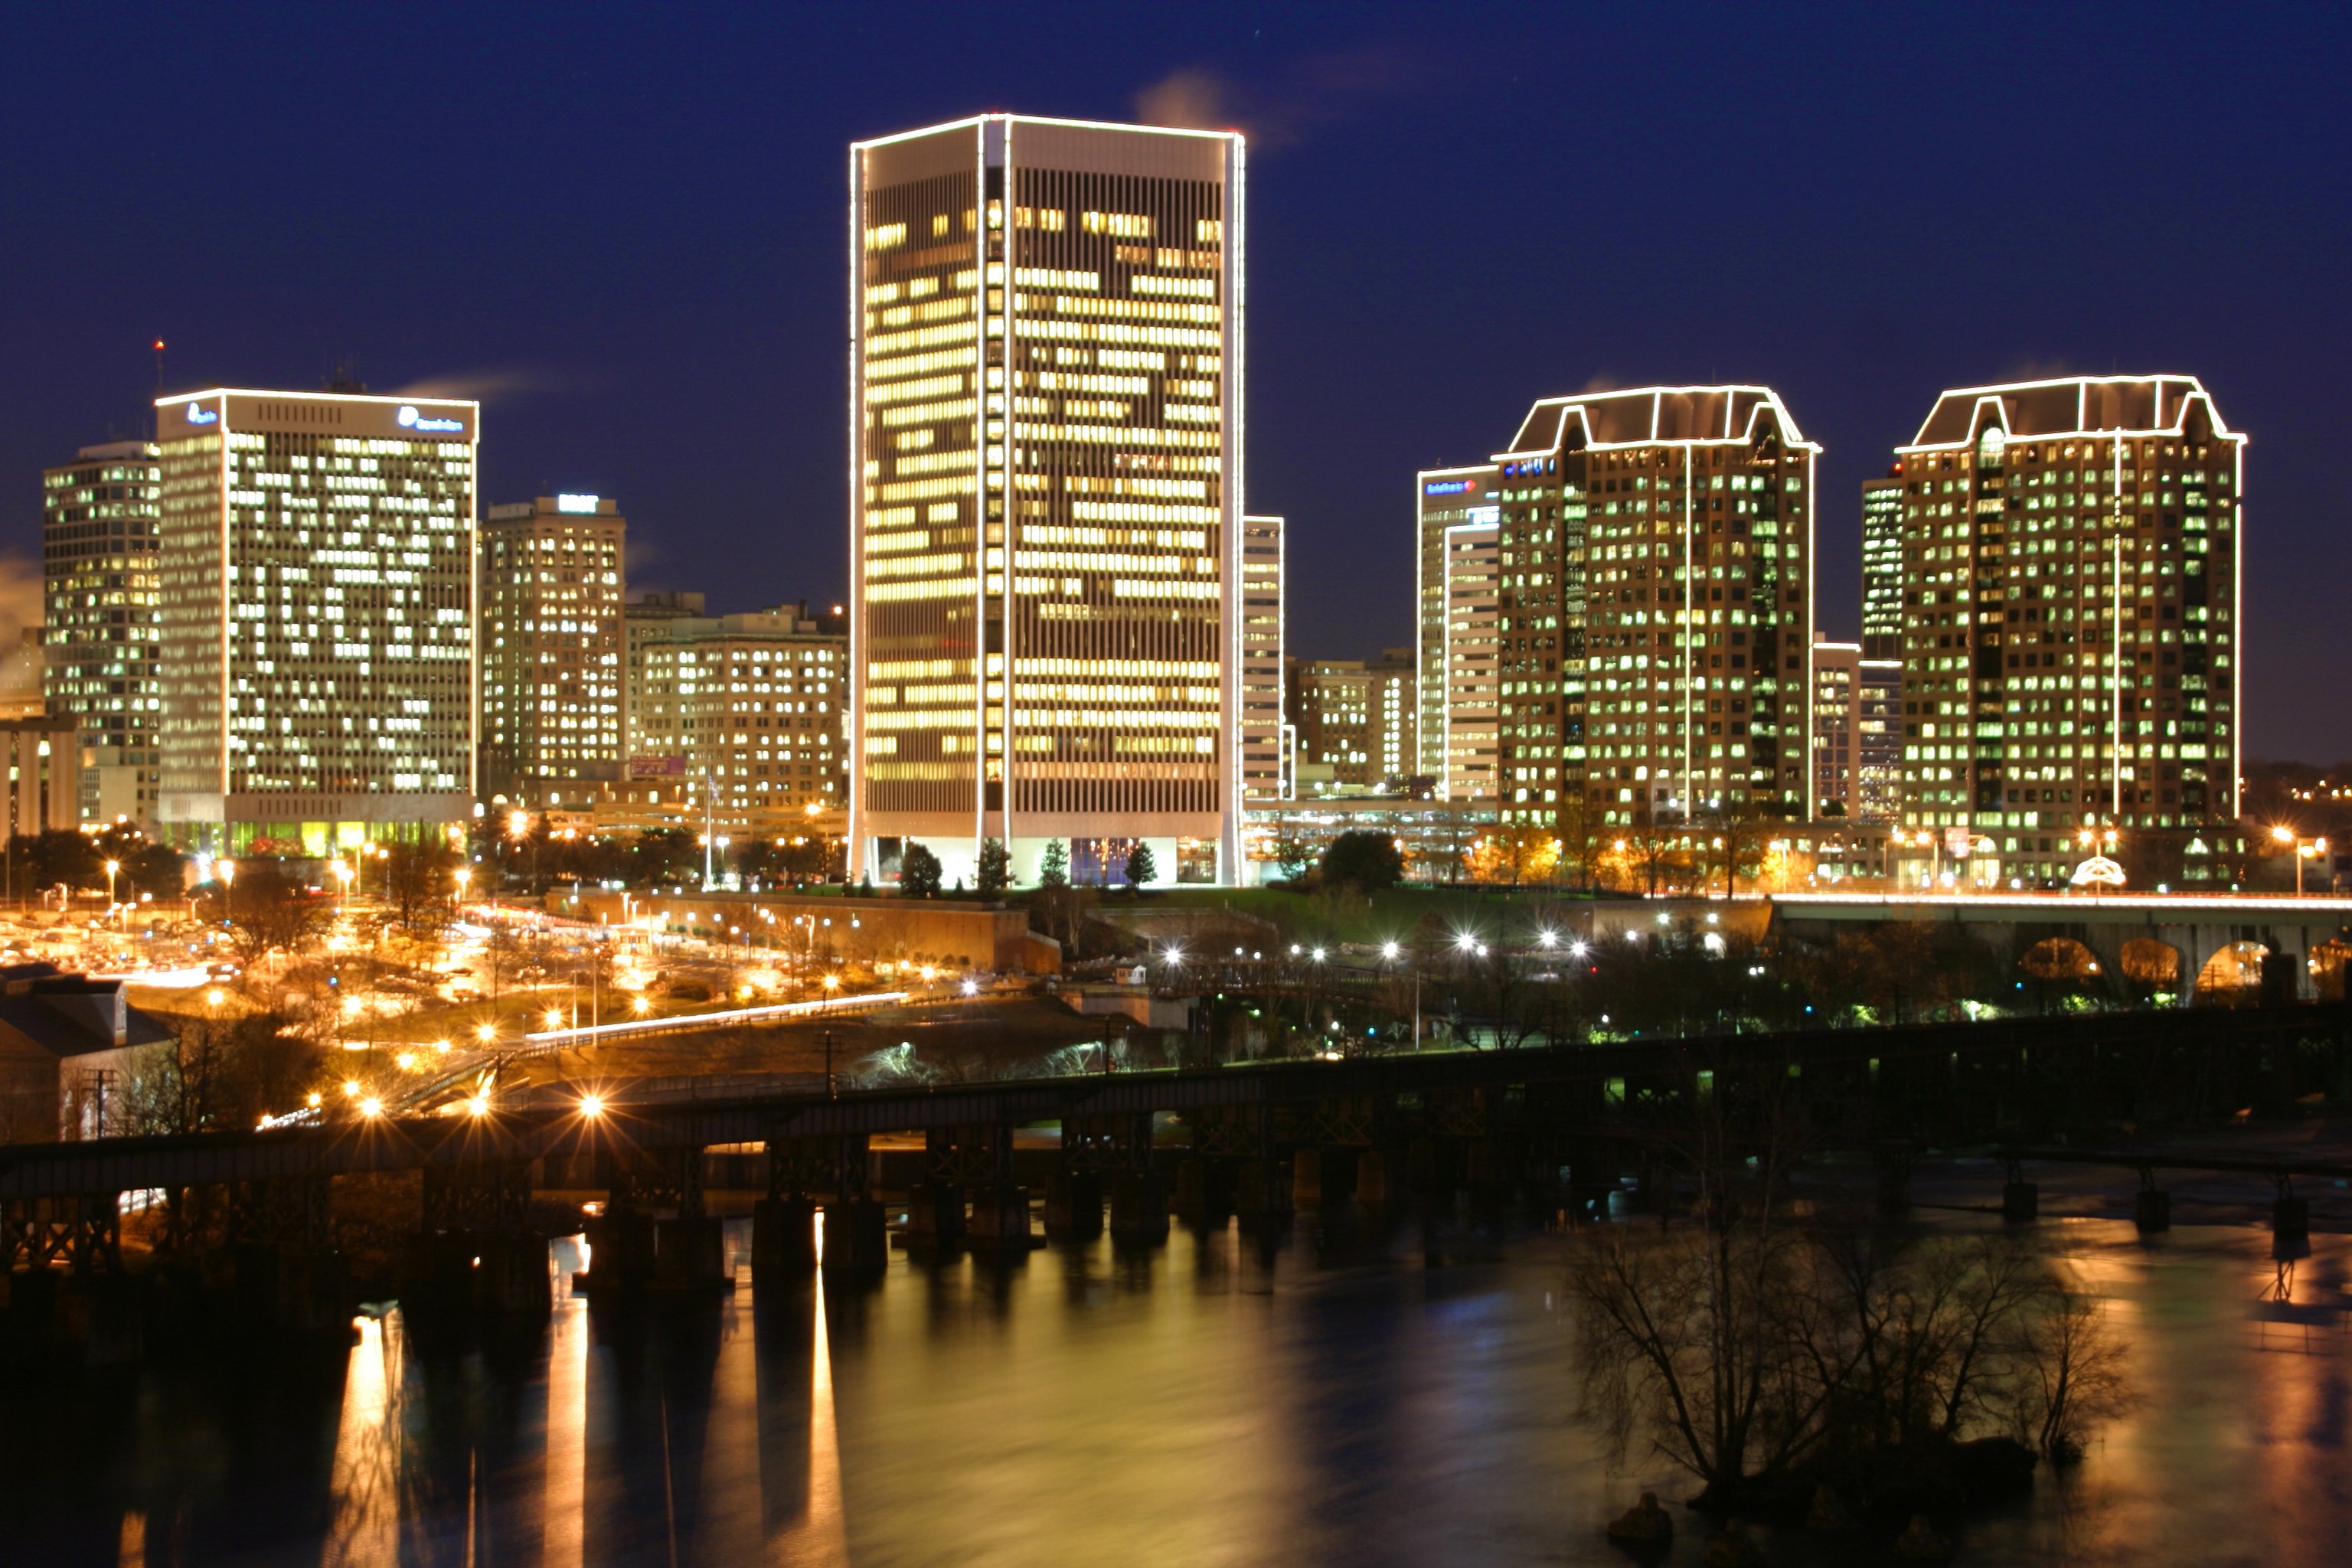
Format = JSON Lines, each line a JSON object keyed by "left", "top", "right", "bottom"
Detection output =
{"left": 5, "top": 2, "right": 2347, "bottom": 757}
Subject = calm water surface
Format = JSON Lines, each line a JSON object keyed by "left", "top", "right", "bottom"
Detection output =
{"left": 5, "top": 1207, "right": 2347, "bottom": 1567}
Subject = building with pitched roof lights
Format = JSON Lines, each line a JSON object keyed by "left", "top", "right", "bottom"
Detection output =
{"left": 849, "top": 114, "right": 1246, "bottom": 888}
{"left": 1480, "top": 385, "right": 1818, "bottom": 837}
{"left": 152, "top": 389, "right": 478, "bottom": 853}
{"left": 1892, "top": 374, "right": 2244, "bottom": 888}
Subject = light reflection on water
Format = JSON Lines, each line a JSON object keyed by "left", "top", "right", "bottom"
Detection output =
{"left": 6, "top": 1213, "right": 2349, "bottom": 1566}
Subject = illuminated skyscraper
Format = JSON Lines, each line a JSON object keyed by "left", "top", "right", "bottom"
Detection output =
{"left": 1415, "top": 464, "right": 1497, "bottom": 790}
{"left": 41, "top": 439, "right": 161, "bottom": 823}
{"left": 479, "top": 494, "right": 626, "bottom": 805}
{"left": 1893, "top": 375, "right": 2243, "bottom": 886}
{"left": 1860, "top": 468, "right": 1904, "bottom": 662}
{"left": 1489, "top": 386, "right": 1818, "bottom": 833}
{"left": 849, "top": 114, "right": 1245, "bottom": 888}
{"left": 1239, "top": 515, "right": 1285, "bottom": 799}
{"left": 1439, "top": 517, "right": 1501, "bottom": 802}
{"left": 152, "top": 389, "right": 478, "bottom": 851}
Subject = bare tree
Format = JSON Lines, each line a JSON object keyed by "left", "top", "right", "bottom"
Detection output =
{"left": 214, "top": 862, "right": 334, "bottom": 975}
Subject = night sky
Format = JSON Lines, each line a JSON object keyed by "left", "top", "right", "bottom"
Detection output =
{"left": 5, "top": 2, "right": 2347, "bottom": 757}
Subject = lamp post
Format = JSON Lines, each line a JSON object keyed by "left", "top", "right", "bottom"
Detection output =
{"left": 2271, "top": 826, "right": 2329, "bottom": 897}
{"left": 453, "top": 864, "right": 471, "bottom": 911}
{"left": 103, "top": 859, "right": 120, "bottom": 923}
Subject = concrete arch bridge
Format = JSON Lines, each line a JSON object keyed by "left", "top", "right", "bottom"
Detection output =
{"left": 1768, "top": 891, "right": 2352, "bottom": 1004}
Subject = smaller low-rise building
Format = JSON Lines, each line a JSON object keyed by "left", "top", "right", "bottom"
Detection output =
{"left": 0, "top": 963, "right": 176, "bottom": 1142}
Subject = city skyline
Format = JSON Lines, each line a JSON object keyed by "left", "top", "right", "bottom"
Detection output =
{"left": 5, "top": 6, "right": 2347, "bottom": 760}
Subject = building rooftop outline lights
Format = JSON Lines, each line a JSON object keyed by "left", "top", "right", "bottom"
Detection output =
{"left": 1890, "top": 374, "right": 2243, "bottom": 887}
{"left": 1485, "top": 384, "right": 1818, "bottom": 831}
{"left": 152, "top": 387, "right": 478, "bottom": 851}
{"left": 848, "top": 113, "right": 1245, "bottom": 887}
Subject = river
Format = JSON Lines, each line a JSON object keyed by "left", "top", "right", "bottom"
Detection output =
{"left": 4, "top": 1200, "right": 2346, "bottom": 1566}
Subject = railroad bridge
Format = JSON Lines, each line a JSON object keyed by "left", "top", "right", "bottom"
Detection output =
{"left": 2, "top": 1002, "right": 2344, "bottom": 1347}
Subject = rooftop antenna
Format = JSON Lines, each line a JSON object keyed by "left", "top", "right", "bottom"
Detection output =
{"left": 152, "top": 339, "right": 166, "bottom": 436}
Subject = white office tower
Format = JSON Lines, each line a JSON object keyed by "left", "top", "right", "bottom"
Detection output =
{"left": 849, "top": 114, "right": 1245, "bottom": 888}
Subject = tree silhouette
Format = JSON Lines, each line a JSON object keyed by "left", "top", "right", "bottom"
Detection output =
{"left": 1123, "top": 840, "right": 1158, "bottom": 890}
{"left": 1037, "top": 838, "right": 1069, "bottom": 889}
{"left": 976, "top": 837, "right": 1011, "bottom": 897}
{"left": 900, "top": 842, "right": 942, "bottom": 898}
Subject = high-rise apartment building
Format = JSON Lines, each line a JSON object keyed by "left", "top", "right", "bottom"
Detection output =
{"left": 41, "top": 439, "right": 161, "bottom": 824}
{"left": 1239, "top": 515, "right": 1285, "bottom": 799}
{"left": 1416, "top": 465, "right": 1498, "bottom": 789}
{"left": 1485, "top": 386, "right": 1816, "bottom": 833}
{"left": 629, "top": 603, "right": 846, "bottom": 835}
{"left": 1811, "top": 638, "right": 1860, "bottom": 814}
{"left": 479, "top": 494, "right": 626, "bottom": 805}
{"left": 1439, "top": 518, "right": 1501, "bottom": 802}
{"left": 1856, "top": 658, "right": 1901, "bottom": 822}
{"left": 849, "top": 114, "right": 1245, "bottom": 889}
{"left": 1893, "top": 375, "right": 2243, "bottom": 886}
{"left": 1860, "top": 468, "right": 1904, "bottom": 662}
{"left": 152, "top": 389, "right": 477, "bottom": 851}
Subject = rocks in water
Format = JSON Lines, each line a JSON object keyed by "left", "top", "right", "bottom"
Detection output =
{"left": 1603, "top": 1491, "right": 1674, "bottom": 1553}
{"left": 1894, "top": 1514, "right": 1955, "bottom": 1563}
{"left": 1702, "top": 1519, "right": 1766, "bottom": 1568}
{"left": 1805, "top": 1484, "right": 1856, "bottom": 1530}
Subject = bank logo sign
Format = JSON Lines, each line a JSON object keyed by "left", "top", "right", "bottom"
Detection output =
{"left": 397, "top": 404, "right": 465, "bottom": 433}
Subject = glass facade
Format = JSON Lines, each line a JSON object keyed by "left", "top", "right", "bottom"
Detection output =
{"left": 851, "top": 115, "right": 1244, "bottom": 885}
{"left": 1860, "top": 472, "right": 1904, "bottom": 660}
{"left": 152, "top": 390, "right": 476, "bottom": 849}
{"left": 41, "top": 440, "right": 160, "bottom": 822}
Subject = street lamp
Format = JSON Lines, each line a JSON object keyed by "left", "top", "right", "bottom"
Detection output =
{"left": 103, "top": 860, "right": 120, "bottom": 924}
{"left": 453, "top": 864, "right": 472, "bottom": 908}
{"left": 2271, "top": 825, "right": 2330, "bottom": 896}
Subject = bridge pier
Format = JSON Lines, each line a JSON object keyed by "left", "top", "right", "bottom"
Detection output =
{"left": 1043, "top": 1170, "right": 1102, "bottom": 1239}
{"left": 1109, "top": 1170, "right": 1169, "bottom": 1240}
{"left": 412, "top": 1161, "right": 548, "bottom": 1320}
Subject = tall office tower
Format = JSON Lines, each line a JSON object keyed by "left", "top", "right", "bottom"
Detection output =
{"left": 1488, "top": 387, "right": 1817, "bottom": 833}
{"left": 1855, "top": 658, "right": 1901, "bottom": 822}
{"left": 1416, "top": 465, "right": 1498, "bottom": 787}
{"left": 41, "top": 439, "right": 162, "bottom": 824}
{"left": 629, "top": 603, "right": 847, "bottom": 834}
{"left": 479, "top": 494, "right": 626, "bottom": 805}
{"left": 1860, "top": 468, "right": 1905, "bottom": 661}
{"left": 850, "top": 114, "right": 1245, "bottom": 889}
{"left": 1239, "top": 515, "right": 1285, "bottom": 799}
{"left": 1893, "top": 375, "right": 2243, "bottom": 886}
{"left": 1440, "top": 518, "right": 1501, "bottom": 801}
{"left": 1811, "top": 638, "right": 1861, "bottom": 814}
{"left": 152, "top": 389, "right": 478, "bottom": 852}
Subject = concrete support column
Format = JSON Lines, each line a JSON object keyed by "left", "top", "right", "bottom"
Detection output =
{"left": 1043, "top": 1170, "right": 1102, "bottom": 1239}
{"left": 1291, "top": 1148, "right": 1325, "bottom": 1209}
{"left": 753, "top": 1195, "right": 820, "bottom": 1278}
{"left": 1109, "top": 1171, "right": 1168, "bottom": 1240}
